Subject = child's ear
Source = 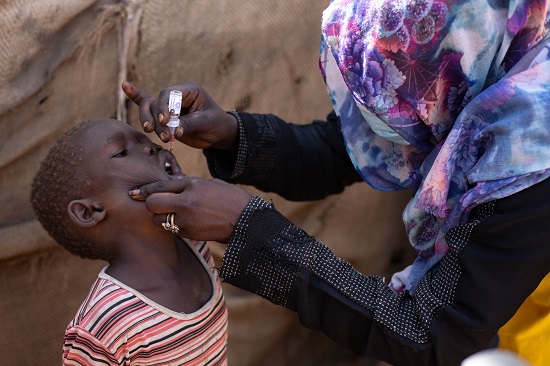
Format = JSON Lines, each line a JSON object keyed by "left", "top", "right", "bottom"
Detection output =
{"left": 67, "top": 199, "right": 106, "bottom": 228}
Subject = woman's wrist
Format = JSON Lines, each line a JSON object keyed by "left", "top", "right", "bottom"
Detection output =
{"left": 213, "top": 110, "right": 240, "bottom": 153}
{"left": 203, "top": 110, "right": 248, "bottom": 181}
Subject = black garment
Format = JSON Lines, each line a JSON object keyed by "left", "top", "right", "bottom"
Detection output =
{"left": 205, "top": 111, "right": 550, "bottom": 366}
{"left": 204, "top": 111, "right": 363, "bottom": 201}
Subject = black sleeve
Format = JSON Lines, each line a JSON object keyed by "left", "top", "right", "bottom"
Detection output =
{"left": 204, "top": 111, "right": 363, "bottom": 201}
{"left": 219, "top": 177, "right": 550, "bottom": 366}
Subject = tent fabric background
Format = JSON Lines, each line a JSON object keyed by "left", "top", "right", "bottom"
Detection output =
{"left": 0, "top": 1, "right": 413, "bottom": 364}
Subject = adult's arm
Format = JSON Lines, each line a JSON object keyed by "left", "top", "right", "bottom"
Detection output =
{"left": 219, "top": 177, "right": 550, "bottom": 366}
{"left": 204, "top": 111, "right": 363, "bottom": 201}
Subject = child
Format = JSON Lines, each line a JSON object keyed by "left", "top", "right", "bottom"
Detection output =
{"left": 30, "top": 119, "right": 228, "bottom": 365}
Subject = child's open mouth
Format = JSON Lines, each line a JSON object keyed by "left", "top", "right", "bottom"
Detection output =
{"left": 163, "top": 153, "right": 185, "bottom": 179}
{"left": 164, "top": 161, "right": 174, "bottom": 175}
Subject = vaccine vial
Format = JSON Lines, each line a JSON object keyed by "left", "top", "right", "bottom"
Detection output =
{"left": 167, "top": 90, "right": 183, "bottom": 151}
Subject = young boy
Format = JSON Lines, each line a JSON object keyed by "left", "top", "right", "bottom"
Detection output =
{"left": 31, "top": 119, "right": 227, "bottom": 365}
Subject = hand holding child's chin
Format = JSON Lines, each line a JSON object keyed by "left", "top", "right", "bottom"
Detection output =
{"left": 129, "top": 176, "right": 253, "bottom": 243}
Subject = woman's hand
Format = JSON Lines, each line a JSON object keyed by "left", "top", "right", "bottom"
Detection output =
{"left": 122, "top": 81, "right": 239, "bottom": 152}
{"left": 129, "top": 176, "right": 253, "bottom": 243}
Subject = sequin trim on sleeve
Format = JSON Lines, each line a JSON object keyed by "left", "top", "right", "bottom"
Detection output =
{"left": 220, "top": 196, "right": 496, "bottom": 344}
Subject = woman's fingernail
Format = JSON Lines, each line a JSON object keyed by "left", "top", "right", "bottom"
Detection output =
{"left": 160, "top": 132, "right": 166, "bottom": 140}
{"left": 143, "top": 121, "right": 150, "bottom": 129}
{"left": 128, "top": 189, "right": 140, "bottom": 196}
{"left": 159, "top": 113, "right": 164, "bottom": 122}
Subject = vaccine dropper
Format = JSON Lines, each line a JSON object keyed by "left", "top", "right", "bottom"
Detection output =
{"left": 167, "top": 90, "right": 183, "bottom": 151}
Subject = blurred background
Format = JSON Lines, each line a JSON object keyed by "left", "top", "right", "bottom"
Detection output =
{"left": 0, "top": 1, "right": 415, "bottom": 364}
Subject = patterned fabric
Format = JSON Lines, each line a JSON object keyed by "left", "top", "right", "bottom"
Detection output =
{"left": 62, "top": 240, "right": 228, "bottom": 366}
{"left": 319, "top": 0, "right": 550, "bottom": 291}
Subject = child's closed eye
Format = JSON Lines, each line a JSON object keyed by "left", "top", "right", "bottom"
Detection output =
{"left": 112, "top": 149, "right": 128, "bottom": 158}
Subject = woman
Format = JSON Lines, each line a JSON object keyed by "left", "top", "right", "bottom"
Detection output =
{"left": 122, "top": 0, "right": 550, "bottom": 364}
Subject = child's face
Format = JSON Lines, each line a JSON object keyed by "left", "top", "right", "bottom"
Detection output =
{"left": 77, "top": 119, "right": 185, "bottom": 213}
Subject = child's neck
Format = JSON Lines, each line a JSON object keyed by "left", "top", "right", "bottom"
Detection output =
{"left": 105, "top": 235, "right": 214, "bottom": 313}
{"left": 111, "top": 232, "right": 181, "bottom": 272}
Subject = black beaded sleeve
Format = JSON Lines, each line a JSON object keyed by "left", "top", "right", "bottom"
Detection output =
{"left": 220, "top": 196, "right": 438, "bottom": 364}
{"left": 204, "top": 111, "right": 363, "bottom": 201}
{"left": 220, "top": 178, "right": 550, "bottom": 366}
{"left": 203, "top": 110, "right": 251, "bottom": 181}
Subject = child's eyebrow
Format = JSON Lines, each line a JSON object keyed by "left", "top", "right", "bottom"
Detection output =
{"left": 105, "top": 132, "right": 125, "bottom": 147}
{"left": 103, "top": 130, "right": 151, "bottom": 150}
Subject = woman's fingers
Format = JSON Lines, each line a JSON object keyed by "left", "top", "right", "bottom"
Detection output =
{"left": 138, "top": 97, "right": 156, "bottom": 133}
{"left": 122, "top": 81, "right": 236, "bottom": 150}
{"left": 156, "top": 88, "right": 173, "bottom": 122}
{"left": 123, "top": 81, "right": 159, "bottom": 133}
{"left": 122, "top": 81, "right": 150, "bottom": 105}
{"left": 128, "top": 179, "right": 187, "bottom": 201}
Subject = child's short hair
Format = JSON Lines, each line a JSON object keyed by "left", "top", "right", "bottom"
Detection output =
{"left": 31, "top": 121, "right": 101, "bottom": 259}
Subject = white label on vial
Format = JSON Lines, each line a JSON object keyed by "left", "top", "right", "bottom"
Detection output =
{"left": 168, "top": 90, "right": 183, "bottom": 128}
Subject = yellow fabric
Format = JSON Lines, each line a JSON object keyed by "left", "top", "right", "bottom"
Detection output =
{"left": 499, "top": 273, "right": 550, "bottom": 366}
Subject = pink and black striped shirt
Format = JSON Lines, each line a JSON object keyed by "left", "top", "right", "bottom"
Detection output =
{"left": 62, "top": 240, "right": 227, "bottom": 365}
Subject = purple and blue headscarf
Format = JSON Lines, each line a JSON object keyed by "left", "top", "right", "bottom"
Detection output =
{"left": 320, "top": 0, "right": 550, "bottom": 292}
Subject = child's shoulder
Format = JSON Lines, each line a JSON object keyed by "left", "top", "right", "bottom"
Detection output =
{"left": 70, "top": 273, "right": 137, "bottom": 331}
{"left": 71, "top": 276, "right": 130, "bottom": 321}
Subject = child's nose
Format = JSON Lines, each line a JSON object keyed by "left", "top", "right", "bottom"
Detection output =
{"left": 144, "top": 145, "right": 158, "bottom": 156}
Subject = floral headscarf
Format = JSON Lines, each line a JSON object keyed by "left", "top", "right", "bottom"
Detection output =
{"left": 320, "top": 0, "right": 550, "bottom": 292}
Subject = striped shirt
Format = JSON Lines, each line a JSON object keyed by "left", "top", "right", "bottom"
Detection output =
{"left": 62, "top": 240, "right": 228, "bottom": 365}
